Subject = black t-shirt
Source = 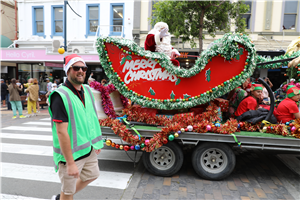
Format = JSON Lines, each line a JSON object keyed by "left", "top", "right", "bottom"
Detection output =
{"left": 50, "top": 79, "right": 85, "bottom": 122}
{"left": 50, "top": 79, "right": 91, "bottom": 162}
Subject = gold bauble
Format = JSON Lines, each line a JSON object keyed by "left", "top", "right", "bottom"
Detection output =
{"left": 105, "top": 140, "right": 112, "bottom": 146}
{"left": 174, "top": 133, "right": 179, "bottom": 138}
{"left": 58, "top": 47, "right": 65, "bottom": 54}
{"left": 119, "top": 145, "right": 124, "bottom": 150}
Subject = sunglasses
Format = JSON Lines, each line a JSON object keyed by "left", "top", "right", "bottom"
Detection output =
{"left": 72, "top": 66, "right": 87, "bottom": 72}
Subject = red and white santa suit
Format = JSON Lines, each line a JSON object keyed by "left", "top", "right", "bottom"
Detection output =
{"left": 144, "top": 22, "right": 180, "bottom": 66}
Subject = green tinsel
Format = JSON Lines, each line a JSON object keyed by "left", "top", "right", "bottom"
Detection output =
{"left": 95, "top": 33, "right": 255, "bottom": 110}
{"left": 256, "top": 51, "right": 300, "bottom": 69}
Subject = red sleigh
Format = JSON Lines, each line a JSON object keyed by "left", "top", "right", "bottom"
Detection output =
{"left": 96, "top": 33, "right": 255, "bottom": 110}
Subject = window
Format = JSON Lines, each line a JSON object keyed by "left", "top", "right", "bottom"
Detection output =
{"left": 242, "top": 1, "right": 252, "bottom": 29}
{"left": 110, "top": 3, "right": 124, "bottom": 36}
{"left": 51, "top": 5, "right": 64, "bottom": 36}
{"left": 283, "top": 1, "right": 298, "bottom": 30}
{"left": 32, "top": 6, "right": 44, "bottom": 36}
{"left": 86, "top": 4, "right": 99, "bottom": 37}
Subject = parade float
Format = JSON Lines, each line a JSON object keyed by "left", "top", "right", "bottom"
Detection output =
{"left": 90, "top": 32, "right": 300, "bottom": 180}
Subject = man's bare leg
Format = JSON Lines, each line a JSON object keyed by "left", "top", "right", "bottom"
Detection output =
{"left": 75, "top": 178, "right": 97, "bottom": 193}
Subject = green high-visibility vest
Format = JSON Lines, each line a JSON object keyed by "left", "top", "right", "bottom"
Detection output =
{"left": 48, "top": 84, "right": 103, "bottom": 172}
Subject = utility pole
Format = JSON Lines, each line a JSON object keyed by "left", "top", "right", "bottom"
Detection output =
{"left": 58, "top": 1, "right": 81, "bottom": 54}
{"left": 63, "top": 0, "right": 67, "bottom": 51}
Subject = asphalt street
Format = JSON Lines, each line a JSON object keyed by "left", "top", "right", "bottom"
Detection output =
{"left": 1, "top": 106, "right": 300, "bottom": 200}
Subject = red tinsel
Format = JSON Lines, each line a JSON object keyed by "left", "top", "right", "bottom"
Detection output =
{"left": 90, "top": 81, "right": 129, "bottom": 118}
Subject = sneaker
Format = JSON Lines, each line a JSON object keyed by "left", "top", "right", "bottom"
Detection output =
{"left": 19, "top": 115, "right": 26, "bottom": 118}
{"left": 12, "top": 116, "right": 17, "bottom": 119}
{"left": 51, "top": 194, "right": 60, "bottom": 200}
{"left": 32, "top": 113, "right": 37, "bottom": 117}
{"left": 25, "top": 115, "right": 31, "bottom": 118}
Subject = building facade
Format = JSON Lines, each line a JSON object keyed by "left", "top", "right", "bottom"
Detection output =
{"left": 1, "top": 0, "right": 134, "bottom": 83}
{"left": 1, "top": 0, "right": 18, "bottom": 81}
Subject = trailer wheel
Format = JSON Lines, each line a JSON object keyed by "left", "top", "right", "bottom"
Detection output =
{"left": 192, "top": 142, "right": 235, "bottom": 180}
{"left": 142, "top": 141, "right": 183, "bottom": 176}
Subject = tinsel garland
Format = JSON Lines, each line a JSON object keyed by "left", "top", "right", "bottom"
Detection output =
{"left": 100, "top": 103, "right": 299, "bottom": 152}
{"left": 256, "top": 51, "right": 300, "bottom": 69}
{"left": 89, "top": 81, "right": 129, "bottom": 118}
{"left": 105, "top": 84, "right": 129, "bottom": 109}
{"left": 101, "top": 103, "right": 242, "bottom": 152}
{"left": 95, "top": 32, "right": 256, "bottom": 110}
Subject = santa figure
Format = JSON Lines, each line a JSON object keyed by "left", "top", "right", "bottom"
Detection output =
{"left": 144, "top": 22, "right": 180, "bottom": 66}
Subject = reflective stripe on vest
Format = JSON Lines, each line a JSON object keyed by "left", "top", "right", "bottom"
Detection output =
{"left": 52, "top": 86, "right": 102, "bottom": 155}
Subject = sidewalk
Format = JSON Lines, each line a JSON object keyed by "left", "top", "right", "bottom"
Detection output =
{"left": 1, "top": 106, "right": 50, "bottom": 127}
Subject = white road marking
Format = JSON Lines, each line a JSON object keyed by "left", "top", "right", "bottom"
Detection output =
{"left": 40, "top": 118, "right": 51, "bottom": 121}
{"left": 1, "top": 162, "right": 132, "bottom": 190}
{"left": 22, "top": 122, "right": 51, "bottom": 126}
{"left": 1, "top": 143, "right": 142, "bottom": 162}
{"left": 1, "top": 133, "right": 52, "bottom": 141}
{"left": 2, "top": 126, "right": 52, "bottom": 132}
{"left": 0, "top": 194, "right": 47, "bottom": 200}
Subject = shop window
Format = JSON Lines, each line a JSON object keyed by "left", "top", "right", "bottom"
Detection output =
{"left": 86, "top": 4, "right": 99, "bottom": 37}
{"left": 283, "top": 1, "right": 298, "bottom": 30}
{"left": 110, "top": 3, "right": 124, "bottom": 36}
{"left": 32, "top": 6, "right": 44, "bottom": 37}
{"left": 242, "top": 1, "right": 252, "bottom": 29}
{"left": 51, "top": 5, "right": 64, "bottom": 36}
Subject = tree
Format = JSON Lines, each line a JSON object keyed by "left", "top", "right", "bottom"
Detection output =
{"left": 151, "top": 0, "right": 249, "bottom": 54}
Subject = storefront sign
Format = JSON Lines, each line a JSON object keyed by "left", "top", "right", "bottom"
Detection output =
{"left": 45, "top": 62, "right": 63, "bottom": 68}
{"left": 0, "top": 49, "right": 100, "bottom": 62}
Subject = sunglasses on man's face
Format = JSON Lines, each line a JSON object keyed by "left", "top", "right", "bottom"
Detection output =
{"left": 72, "top": 66, "right": 88, "bottom": 72}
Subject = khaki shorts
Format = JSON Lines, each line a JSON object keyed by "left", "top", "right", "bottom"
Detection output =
{"left": 58, "top": 149, "right": 100, "bottom": 195}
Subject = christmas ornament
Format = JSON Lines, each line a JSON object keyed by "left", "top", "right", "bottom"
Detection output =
{"left": 291, "top": 126, "right": 296, "bottom": 131}
{"left": 135, "top": 145, "right": 140, "bottom": 150}
{"left": 145, "top": 139, "right": 150, "bottom": 145}
{"left": 187, "top": 125, "right": 193, "bottom": 132}
{"left": 106, "top": 140, "right": 112, "bottom": 146}
{"left": 174, "top": 133, "right": 179, "bottom": 138}
{"left": 180, "top": 128, "right": 185, "bottom": 133}
{"left": 130, "top": 146, "right": 135, "bottom": 150}
{"left": 119, "top": 145, "right": 124, "bottom": 150}
{"left": 124, "top": 145, "right": 130, "bottom": 151}
{"left": 206, "top": 125, "right": 211, "bottom": 131}
{"left": 168, "top": 134, "right": 175, "bottom": 141}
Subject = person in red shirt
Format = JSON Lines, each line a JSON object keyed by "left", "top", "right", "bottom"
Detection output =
{"left": 275, "top": 85, "right": 300, "bottom": 123}
{"left": 235, "top": 83, "right": 263, "bottom": 117}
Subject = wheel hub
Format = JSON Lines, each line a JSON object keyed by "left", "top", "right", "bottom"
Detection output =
{"left": 149, "top": 146, "right": 176, "bottom": 170}
{"left": 200, "top": 148, "right": 228, "bottom": 174}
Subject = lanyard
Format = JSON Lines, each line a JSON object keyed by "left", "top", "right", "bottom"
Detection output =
{"left": 66, "top": 82, "right": 85, "bottom": 107}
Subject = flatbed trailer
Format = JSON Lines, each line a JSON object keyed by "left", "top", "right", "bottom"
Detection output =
{"left": 100, "top": 125, "right": 300, "bottom": 180}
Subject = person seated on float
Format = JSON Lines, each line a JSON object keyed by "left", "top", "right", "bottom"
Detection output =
{"left": 235, "top": 83, "right": 263, "bottom": 117}
{"left": 275, "top": 85, "right": 300, "bottom": 123}
{"left": 144, "top": 22, "right": 180, "bottom": 66}
{"left": 227, "top": 78, "right": 250, "bottom": 117}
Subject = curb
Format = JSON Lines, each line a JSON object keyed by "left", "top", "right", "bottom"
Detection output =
{"left": 121, "top": 155, "right": 145, "bottom": 200}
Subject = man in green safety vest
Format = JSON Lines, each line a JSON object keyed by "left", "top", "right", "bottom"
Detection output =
{"left": 49, "top": 54, "right": 103, "bottom": 200}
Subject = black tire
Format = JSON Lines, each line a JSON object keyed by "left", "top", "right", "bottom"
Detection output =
{"left": 192, "top": 142, "right": 236, "bottom": 180}
{"left": 142, "top": 141, "right": 184, "bottom": 176}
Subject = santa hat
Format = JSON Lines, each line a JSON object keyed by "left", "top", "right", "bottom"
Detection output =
{"left": 286, "top": 85, "right": 300, "bottom": 98}
{"left": 250, "top": 83, "right": 263, "bottom": 91}
{"left": 64, "top": 54, "right": 86, "bottom": 75}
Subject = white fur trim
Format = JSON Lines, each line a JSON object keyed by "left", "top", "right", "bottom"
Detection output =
{"left": 171, "top": 49, "right": 180, "bottom": 56}
{"left": 155, "top": 32, "right": 161, "bottom": 46}
{"left": 64, "top": 57, "right": 86, "bottom": 75}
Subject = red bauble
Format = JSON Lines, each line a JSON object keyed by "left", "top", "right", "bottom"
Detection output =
{"left": 162, "top": 138, "right": 168, "bottom": 144}
{"left": 124, "top": 145, "right": 130, "bottom": 151}
{"left": 115, "top": 144, "right": 120, "bottom": 149}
